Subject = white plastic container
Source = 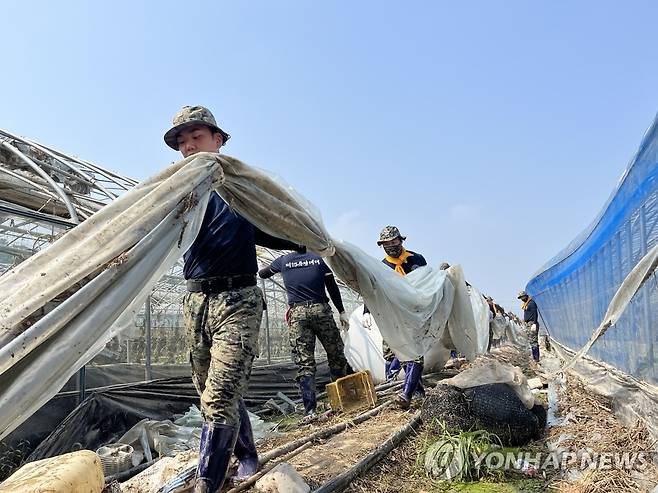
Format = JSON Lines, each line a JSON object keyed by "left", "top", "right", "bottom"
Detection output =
{"left": 96, "top": 443, "right": 134, "bottom": 476}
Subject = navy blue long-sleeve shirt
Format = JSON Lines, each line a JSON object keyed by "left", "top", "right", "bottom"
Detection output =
{"left": 523, "top": 299, "right": 539, "bottom": 327}
{"left": 258, "top": 252, "right": 345, "bottom": 312}
{"left": 184, "top": 192, "right": 299, "bottom": 280}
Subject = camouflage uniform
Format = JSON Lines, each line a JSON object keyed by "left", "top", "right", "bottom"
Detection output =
{"left": 526, "top": 322, "right": 539, "bottom": 347}
{"left": 289, "top": 302, "right": 349, "bottom": 381}
{"left": 382, "top": 339, "right": 396, "bottom": 363}
{"left": 183, "top": 285, "right": 263, "bottom": 426}
{"left": 382, "top": 339, "right": 423, "bottom": 365}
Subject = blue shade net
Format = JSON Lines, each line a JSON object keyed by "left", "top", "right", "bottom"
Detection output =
{"left": 526, "top": 112, "right": 658, "bottom": 384}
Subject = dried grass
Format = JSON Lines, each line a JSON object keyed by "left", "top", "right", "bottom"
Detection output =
{"left": 546, "top": 377, "right": 658, "bottom": 492}
{"left": 252, "top": 346, "right": 657, "bottom": 492}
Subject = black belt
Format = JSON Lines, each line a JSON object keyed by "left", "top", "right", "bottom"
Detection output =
{"left": 187, "top": 275, "right": 256, "bottom": 294}
{"left": 289, "top": 300, "right": 327, "bottom": 309}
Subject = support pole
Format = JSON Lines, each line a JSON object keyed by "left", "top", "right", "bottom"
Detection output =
{"left": 145, "top": 295, "right": 152, "bottom": 380}
{"left": 260, "top": 278, "right": 272, "bottom": 364}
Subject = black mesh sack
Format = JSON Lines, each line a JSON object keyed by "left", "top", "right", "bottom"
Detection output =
{"left": 463, "top": 383, "right": 545, "bottom": 446}
{"left": 421, "top": 385, "right": 473, "bottom": 432}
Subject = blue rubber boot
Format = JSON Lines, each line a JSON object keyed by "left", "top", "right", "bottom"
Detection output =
{"left": 532, "top": 345, "right": 540, "bottom": 362}
{"left": 413, "top": 379, "right": 426, "bottom": 400}
{"left": 385, "top": 357, "right": 402, "bottom": 381}
{"left": 194, "top": 421, "right": 238, "bottom": 493}
{"left": 298, "top": 375, "right": 317, "bottom": 416}
{"left": 233, "top": 399, "right": 258, "bottom": 482}
{"left": 394, "top": 362, "right": 423, "bottom": 409}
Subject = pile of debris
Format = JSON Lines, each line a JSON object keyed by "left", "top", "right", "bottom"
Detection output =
{"left": 347, "top": 346, "right": 658, "bottom": 492}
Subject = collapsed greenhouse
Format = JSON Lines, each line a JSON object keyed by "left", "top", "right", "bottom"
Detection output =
{"left": 1, "top": 112, "right": 658, "bottom": 493}
{"left": 0, "top": 128, "right": 361, "bottom": 467}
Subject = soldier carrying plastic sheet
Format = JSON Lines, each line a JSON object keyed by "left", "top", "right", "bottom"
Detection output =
{"left": 259, "top": 251, "right": 352, "bottom": 417}
{"left": 363, "top": 225, "right": 427, "bottom": 409}
{"left": 164, "top": 106, "right": 305, "bottom": 493}
{"left": 518, "top": 290, "right": 540, "bottom": 361}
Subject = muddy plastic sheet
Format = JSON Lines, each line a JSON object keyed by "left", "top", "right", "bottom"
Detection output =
{"left": 343, "top": 308, "right": 452, "bottom": 382}
{"left": 343, "top": 280, "right": 490, "bottom": 381}
{"left": 469, "top": 285, "right": 491, "bottom": 354}
{"left": 440, "top": 360, "right": 536, "bottom": 409}
{"left": 118, "top": 405, "right": 278, "bottom": 463}
{"left": 26, "top": 378, "right": 199, "bottom": 461}
{"left": 491, "top": 315, "right": 507, "bottom": 340}
{"left": 0, "top": 154, "right": 218, "bottom": 440}
{"left": 0, "top": 152, "right": 487, "bottom": 439}
{"left": 505, "top": 321, "right": 528, "bottom": 348}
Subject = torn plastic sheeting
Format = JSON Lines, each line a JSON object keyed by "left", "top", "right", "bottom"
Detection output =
{"left": 0, "top": 152, "right": 481, "bottom": 439}
{"left": 0, "top": 201, "right": 208, "bottom": 441}
{"left": 468, "top": 285, "right": 490, "bottom": 354}
{"left": 440, "top": 360, "right": 536, "bottom": 409}
{"left": 505, "top": 321, "right": 528, "bottom": 348}
{"left": 26, "top": 377, "right": 201, "bottom": 462}
{"left": 444, "top": 266, "right": 479, "bottom": 361}
{"left": 118, "top": 405, "right": 279, "bottom": 463}
{"left": 5, "top": 359, "right": 331, "bottom": 460}
{"left": 343, "top": 282, "right": 491, "bottom": 382}
{"left": 491, "top": 315, "right": 507, "bottom": 339}
{"left": 326, "top": 244, "right": 458, "bottom": 361}
{"left": 119, "top": 417, "right": 200, "bottom": 463}
{"left": 0, "top": 155, "right": 217, "bottom": 440}
{"left": 0, "top": 154, "right": 219, "bottom": 346}
{"left": 551, "top": 339, "right": 658, "bottom": 443}
{"left": 214, "top": 157, "right": 484, "bottom": 361}
{"left": 343, "top": 307, "right": 451, "bottom": 380}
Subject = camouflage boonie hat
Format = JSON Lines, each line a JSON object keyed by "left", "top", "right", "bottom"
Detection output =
{"left": 164, "top": 105, "right": 230, "bottom": 150}
{"left": 377, "top": 226, "right": 406, "bottom": 245}
{"left": 517, "top": 290, "right": 528, "bottom": 299}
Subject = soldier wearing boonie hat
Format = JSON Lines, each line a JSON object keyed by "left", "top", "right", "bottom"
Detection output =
{"left": 518, "top": 290, "right": 540, "bottom": 361}
{"left": 364, "top": 226, "right": 428, "bottom": 409}
{"left": 164, "top": 106, "right": 305, "bottom": 492}
{"left": 164, "top": 105, "right": 230, "bottom": 150}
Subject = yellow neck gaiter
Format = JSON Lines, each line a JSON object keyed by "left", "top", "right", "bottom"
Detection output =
{"left": 385, "top": 248, "right": 413, "bottom": 276}
{"left": 521, "top": 297, "right": 532, "bottom": 311}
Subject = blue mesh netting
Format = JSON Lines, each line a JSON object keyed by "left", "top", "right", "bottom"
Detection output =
{"left": 526, "top": 112, "right": 658, "bottom": 383}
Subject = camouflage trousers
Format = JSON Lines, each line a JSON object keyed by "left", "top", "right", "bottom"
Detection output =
{"left": 183, "top": 285, "right": 263, "bottom": 426}
{"left": 526, "top": 322, "right": 539, "bottom": 348}
{"left": 382, "top": 339, "right": 424, "bottom": 365}
{"left": 289, "top": 302, "right": 349, "bottom": 381}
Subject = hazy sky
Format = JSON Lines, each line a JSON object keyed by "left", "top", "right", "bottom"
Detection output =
{"left": 2, "top": 1, "right": 657, "bottom": 312}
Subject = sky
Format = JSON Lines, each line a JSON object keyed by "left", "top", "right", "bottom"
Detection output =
{"left": 2, "top": 1, "right": 657, "bottom": 312}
